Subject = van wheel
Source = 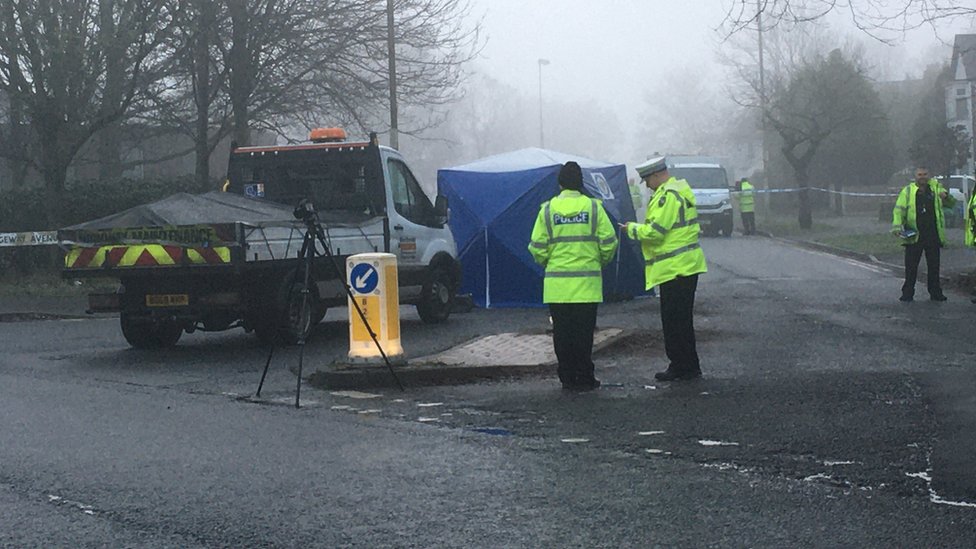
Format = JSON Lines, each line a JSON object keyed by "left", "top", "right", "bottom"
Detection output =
{"left": 416, "top": 267, "right": 454, "bottom": 324}
{"left": 121, "top": 313, "right": 183, "bottom": 349}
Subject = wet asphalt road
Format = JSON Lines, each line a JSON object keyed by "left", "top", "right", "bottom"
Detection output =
{"left": 2, "top": 235, "right": 975, "bottom": 547}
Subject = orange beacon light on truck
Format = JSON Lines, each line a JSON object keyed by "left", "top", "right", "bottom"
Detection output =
{"left": 309, "top": 127, "right": 347, "bottom": 143}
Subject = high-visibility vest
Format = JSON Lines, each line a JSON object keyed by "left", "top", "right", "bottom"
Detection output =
{"left": 738, "top": 180, "right": 755, "bottom": 213}
{"left": 892, "top": 179, "right": 955, "bottom": 246}
{"left": 528, "top": 189, "right": 618, "bottom": 303}
{"left": 629, "top": 183, "right": 643, "bottom": 213}
{"left": 625, "top": 177, "right": 707, "bottom": 289}
{"left": 966, "top": 191, "right": 976, "bottom": 248}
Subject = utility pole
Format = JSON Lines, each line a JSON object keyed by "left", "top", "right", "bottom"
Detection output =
{"left": 538, "top": 58, "right": 549, "bottom": 148}
{"left": 757, "top": 0, "right": 770, "bottom": 213}
{"left": 387, "top": 0, "right": 399, "bottom": 150}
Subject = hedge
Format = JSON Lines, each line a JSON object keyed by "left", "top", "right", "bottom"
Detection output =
{"left": 1, "top": 176, "right": 217, "bottom": 276}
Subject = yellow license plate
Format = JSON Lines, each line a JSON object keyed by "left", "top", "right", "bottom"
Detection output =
{"left": 145, "top": 294, "right": 189, "bottom": 307}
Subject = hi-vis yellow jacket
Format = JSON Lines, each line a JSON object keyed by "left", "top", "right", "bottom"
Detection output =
{"left": 737, "top": 180, "right": 755, "bottom": 213}
{"left": 625, "top": 177, "right": 707, "bottom": 289}
{"left": 528, "top": 190, "right": 618, "bottom": 303}
{"left": 966, "top": 191, "right": 976, "bottom": 248}
{"left": 891, "top": 178, "right": 956, "bottom": 246}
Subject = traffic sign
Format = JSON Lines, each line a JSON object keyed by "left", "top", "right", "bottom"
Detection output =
{"left": 350, "top": 262, "right": 378, "bottom": 294}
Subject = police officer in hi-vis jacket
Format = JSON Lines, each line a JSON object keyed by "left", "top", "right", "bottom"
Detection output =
{"left": 621, "top": 156, "right": 707, "bottom": 382}
{"left": 528, "top": 162, "right": 618, "bottom": 391}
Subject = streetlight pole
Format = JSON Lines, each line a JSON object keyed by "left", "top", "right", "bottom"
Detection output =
{"left": 538, "top": 58, "right": 549, "bottom": 148}
{"left": 387, "top": 0, "right": 399, "bottom": 150}
{"left": 757, "top": 0, "right": 769, "bottom": 214}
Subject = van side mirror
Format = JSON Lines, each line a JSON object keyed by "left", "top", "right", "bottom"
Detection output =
{"left": 433, "top": 195, "right": 449, "bottom": 226}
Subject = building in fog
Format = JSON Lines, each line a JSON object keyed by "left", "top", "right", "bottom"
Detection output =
{"left": 947, "top": 34, "right": 976, "bottom": 176}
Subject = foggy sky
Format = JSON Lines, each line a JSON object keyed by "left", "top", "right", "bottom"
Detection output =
{"left": 465, "top": 0, "right": 972, "bottom": 167}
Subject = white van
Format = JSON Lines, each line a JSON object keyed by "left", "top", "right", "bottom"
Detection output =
{"left": 667, "top": 156, "right": 734, "bottom": 237}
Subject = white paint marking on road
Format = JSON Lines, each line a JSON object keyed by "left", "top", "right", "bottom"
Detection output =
{"left": 440, "top": 413, "right": 453, "bottom": 417}
{"left": 392, "top": 399, "right": 406, "bottom": 403}
{"left": 560, "top": 438, "right": 590, "bottom": 443}
{"left": 644, "top": 449, "right": 671, "bottom": 455}
{"left": 417, "top": 417, "right": 440, "bottom": 423}
{"left": 638, "top": 431, "right": 665, "bottom": 436}
{"left": 643, "top": 385, "right": 657, "bottom": 390}
{"left": 357, "top": 409, "right": 382, "bottom": 414}
{"left": 330, "top": 390, "right": 382, "bottom": 399}
{"left": 417, "top": 402, "right": 444, "bottom": 408}
{"left": 702, "top": 462, "right": 748, "bottom": 472}
{"left": 907, "top": 470, "right": 976, "bottom": 509}
{"left": 824, "top": 460, "right": 857, "bottom": 466}
{"left": 804, "top": 473, "right": 833, "bottom": 482}
{"left": 48, "top": 494, "right": 96, "bottom": 515}
{"left": 698, "top": 440, "right": 740, "bottom": 447}
{"left": 330, "top": 405, "right": 353, "bottom": 411}
{"left": 699, "top": 391, "right": 711, "bottom": 395}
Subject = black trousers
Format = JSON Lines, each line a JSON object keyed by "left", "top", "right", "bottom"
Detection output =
{"left": 659, "top": 274, "right": 701, "bottom": 374}
{"left": 549, "top": 303, "right": 598, "bottom": 386}
{"left": 741, "top": 212, "right": 756, "bottom": 235}
{"left": 902, "top": 242, "right": 942, "bottom": 297}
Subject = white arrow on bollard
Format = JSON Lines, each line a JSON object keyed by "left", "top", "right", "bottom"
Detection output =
{"left": 354, "top": 267, "right": 376, "bottom": 291}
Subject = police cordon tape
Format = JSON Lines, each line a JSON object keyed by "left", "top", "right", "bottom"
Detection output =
{"left": 0, "top": 188, "right": 904, "bottom": 250}
{"left": 730, "top": 187, "right": 898, "bottom": 197}
{"left": 0, "top": 231, "right": 59, "bottom": 248}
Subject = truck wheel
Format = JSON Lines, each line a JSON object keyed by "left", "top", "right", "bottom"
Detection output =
{"left": 416, "top": 267, "right": 454, "bottom": 324}
{"left": 255, "top": 272, "right": 314, "bottom": 345}
{"left": 120, "top": 313, "right": 183, "bottom": 349}
{"left": 279, "top": 279, "right": 313, "bottom": 343}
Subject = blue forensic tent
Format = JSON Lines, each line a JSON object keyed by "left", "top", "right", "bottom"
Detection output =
{"left": 437, "top": 148, "right": 646, "bottom": 308}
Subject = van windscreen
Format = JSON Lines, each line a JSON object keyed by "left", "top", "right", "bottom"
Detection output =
{"left": 669, "top": 166, "right": 729, "bottom": 189}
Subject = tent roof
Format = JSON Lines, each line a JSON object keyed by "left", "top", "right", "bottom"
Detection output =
{"left": 443, "top": 148, "right": 617, "bottom": 173}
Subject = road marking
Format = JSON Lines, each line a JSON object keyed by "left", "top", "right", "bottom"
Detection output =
{"left": 48, "top": 495, "right": 96, "bottom": 515}
{"left": 803, "top": 473, "right": 833, "bottom": 482}
{"left": 644, "top": 449, "right": 671, "bottom": 455}
{"left": 330, "top": 390, "right": 381, "bottom": 399}
{"left": 417, "top": 402, "right": 444, "bottom": 407}
{"left": 417, "top": 417, "right": 440, "bottom": 422}
{"left": 698, "top": 440, "right": 740, "bottom": 446}
{"left": 638, "top": 431, "right": 665, "bottom": 436}
{"left": 907, "top": 470, "right": 976, "bottom": 509}
{"left": 560, "top": 438, "right": 590, "bottom": 443}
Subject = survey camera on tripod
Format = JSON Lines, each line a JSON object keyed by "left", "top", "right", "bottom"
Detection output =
{"left": 293, "top": 199, "right": 317, "bottom": 223}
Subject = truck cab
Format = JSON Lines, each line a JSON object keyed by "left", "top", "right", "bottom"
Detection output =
{"left": 667, "top": 156, "right": 734, "bottom": 237}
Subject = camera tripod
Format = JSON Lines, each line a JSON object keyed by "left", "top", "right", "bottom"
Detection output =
{"left": 256, "top": 200, "right": 403, "bottom": 408}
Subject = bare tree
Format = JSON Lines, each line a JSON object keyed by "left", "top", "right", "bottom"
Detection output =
{"left": 215, "top": 0, "right": 475, "bottom": 147}
{"left": 723, "top": 1, "right": 976, "bottom": 40}
{"left": 0, "top": 0, "right": 173, "bottom": 226}
{"left": 763, "top": 48, "right": 888, "bottom": 228}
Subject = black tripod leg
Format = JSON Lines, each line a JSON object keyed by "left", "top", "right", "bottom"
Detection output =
{"left": 256, "top": 343, "right": 275, "bottom": 397}
{"left": 294, "top": 247, "right": 314, "bottom": 409}
{"left": 255, "top": 229, "right": 313, "bottom": 401}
